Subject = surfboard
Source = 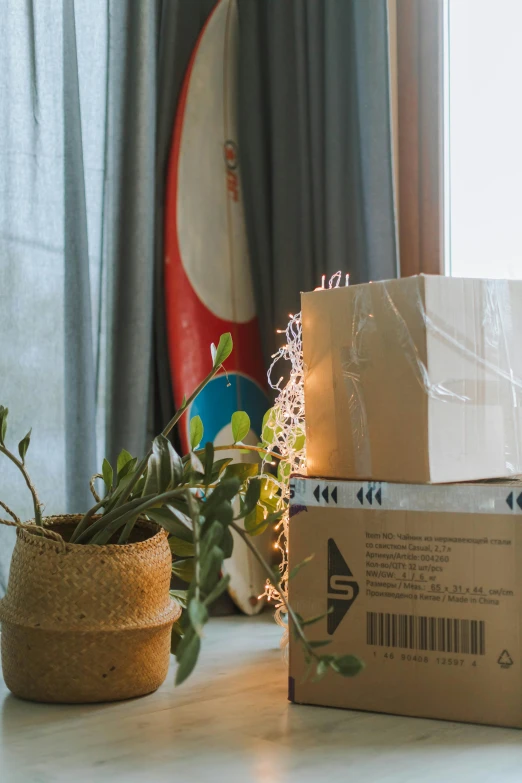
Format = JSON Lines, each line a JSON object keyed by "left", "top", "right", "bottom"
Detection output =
{"left": 164, "top": 0, "right": 270, "bottom": 615}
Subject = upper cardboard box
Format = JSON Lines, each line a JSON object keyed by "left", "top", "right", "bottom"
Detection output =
{"left": 302, "top": 275, "right": 522, "bottom": 484}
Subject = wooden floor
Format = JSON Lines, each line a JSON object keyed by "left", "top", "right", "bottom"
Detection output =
{"left": 1, "top": 614, "right": 522, "bottom": 782}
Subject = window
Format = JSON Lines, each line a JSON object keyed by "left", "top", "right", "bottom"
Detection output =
{"left": 394, "top": 0, "right": 522, "bottom": 279}
{"left": 445, "top": 0, "right": 522, "bottom": 279}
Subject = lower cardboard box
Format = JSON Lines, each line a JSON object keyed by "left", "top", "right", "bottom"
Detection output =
{"left": 288, "top": 476, "right": 522, "bottom": 728}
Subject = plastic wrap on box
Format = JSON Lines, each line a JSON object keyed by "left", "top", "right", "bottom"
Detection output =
{"left": 302, "top": 275, "right": 522, "bottom": 484}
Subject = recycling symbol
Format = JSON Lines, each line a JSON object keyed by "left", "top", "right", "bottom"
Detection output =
{"left": 498, "top": 650, "right": 514, "bottom": 669}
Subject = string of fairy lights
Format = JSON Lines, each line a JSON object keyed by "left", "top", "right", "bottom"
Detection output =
{"left": 259, "top": 272, "right": 347, "bottom": 644}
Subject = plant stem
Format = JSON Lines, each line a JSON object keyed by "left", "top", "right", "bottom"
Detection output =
{"left": 74, "top": 494, "right": 156, "bottom": 544}
{"left": 186, "top": 490, "right": 201, "bottom": 603}
{"left": 0, "top": 444, "right": 42, "bottom": 525}
{"left": 117, "top": 515, "right": 138, "bottom": 545}
{"left": 197, "top": 444, "right": 282, "bottom": 460}
{"left": 111, "top": 364, "right": 222, "bottom": 513}
{"left": 88, "top": 488, "right": 190, "bottom": 545}
{"left": 69, "top": 497, "right": 107, "bottom": 543}
{"left": 229, "top": 521, "right": 319, "bottom": 661}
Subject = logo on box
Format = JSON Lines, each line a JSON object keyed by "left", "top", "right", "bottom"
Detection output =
{"left": 327, "top": 538, "right": 359, "bottom": 634}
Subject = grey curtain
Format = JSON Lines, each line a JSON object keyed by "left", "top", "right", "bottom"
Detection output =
{"left": 0, "top": 0, "right": 214, "bottom": 590}
{"left": 105, "top": 0, "right": 216, "bottom": 463}
{"left": 238, "top": 0, "right": 398, "bottom": 362}
{"left": 1, "top": 0, "right": 396, "bottom": 592}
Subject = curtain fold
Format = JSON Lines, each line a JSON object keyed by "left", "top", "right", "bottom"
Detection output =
{"left": 103, "top": 0, "right": 159, "bottom": 464}
{"left": 105, "top": 0, "right": 217, "bottom": 463}
{"left": 63, "top": 0, "right": 98, "bottom": 513}
{"left": 0, "top": 0, "right": 215, "bottom": 591}
{"left": 237, "top": 0, "right": 398, "bottom": 363}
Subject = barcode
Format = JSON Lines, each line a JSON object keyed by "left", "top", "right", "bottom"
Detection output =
{"left": 366, "top": 612, "right": 485, "bottom": 655}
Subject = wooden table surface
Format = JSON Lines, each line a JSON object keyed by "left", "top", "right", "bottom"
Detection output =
{"left": 1, "top": 614, "right": 522, "bottom": 782}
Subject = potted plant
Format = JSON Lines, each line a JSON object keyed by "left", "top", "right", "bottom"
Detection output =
{"left": 0, "top": 333, "right": 362, "bottom": 704}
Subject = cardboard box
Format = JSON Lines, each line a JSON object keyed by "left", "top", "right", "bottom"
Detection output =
{"left": 302, "top": 275, "right": 522, "bottom": 483}
{"left": 288, "top": 476, "right": 522, "bottom": 728}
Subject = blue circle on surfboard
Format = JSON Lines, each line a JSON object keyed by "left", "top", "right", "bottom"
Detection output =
{"left": 189, "top": 372, "right": 268, "bottom": 443}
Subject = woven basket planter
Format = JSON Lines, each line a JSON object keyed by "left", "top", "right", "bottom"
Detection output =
{"left": 0, "top": 515, "right": 180, "bottom": 704}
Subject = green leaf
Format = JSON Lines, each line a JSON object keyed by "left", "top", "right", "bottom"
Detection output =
{"left": 169, "top": 536, "right": 195, "bottom": 557}
{"left": 308, "top": 640, "right": 332, "bottom": 649}
{"left": 255, "top": 442, "right": 270, "bottom": 460}
{"left": 288, "top": 554, "right": 315, "bottom": 581}
{"left": 245, "top": 509, "right": 284, "bottom": 536}
{"left": 261, "top": 407, "right": 274, "bottom": 444}
{"left": 0, "top": 406, "right": 7, "bottom": 445}
{"left": 209, "top": 502, "right": 233, "bottom": 527}
{"left": 277, "top": 461, "right": 292, "bottom": 482}
{"left": 102, "top": 458, "right": 113, "bottom": 490}
{"left": 301, "top": 608, "right": 333, "bottom": 627}
{"left": 185, "top": 490, "right": 200, "bottom": 530}
{"left": 189, "top": 416, "right": 204, "bottom": 450}
{"left": 143, "top": 435, "right": 181, "bottom": 496}
{"left": 203, "top": 442, "right": 214, "bottom": 486}
{"left": 170, "top": 619, "right": 184, "bottom": 654}
{"left": 223, "top": 462, "right": 258, "bottom": 483}
{"left": 260, "top": 477, "right": 278, "bottom": 502}
{"left": 200, "top": 545, "right": 224, "bottom": 593}
{"left": 106, "top": 470, "right": 135, "bottom": 506}
{"left": 117, "top": 456, "right": 137, "bottom": 483}
{"left": 133, "top": 475, "right": 146, "bottom": 498}
{"left": 17, "top": 429, "right": 31, "bottom": 463}
{"left": 190, "top": 450, "right": 204, "bottom": 475}
{"left": 172, "top": 558, "right": 195, "bottom": 583}
{"left": 313, "top": 658, "right": 332, "bottom": 682}
{"left": 200, "top": 520, "right": 224, "bottom": 560}
{"left": 245, "top": 507, "right": 282, "bottom": 537}
{"left": 221, "top": 527, "right": 234, "bottom": 558}
{"left": 261, "top": 407, "right": 281, "bottom": 447}
{"left": 146, "top": 505, "right": 193, "bottom": 541}
{"left": 169, "top": 589, "right": 188, "bottom": 609}
{"left": 293, "top": 429, "right": 306, "bottom": 452}
{"left": 202, "top": 478, "right": 241, "bottom": 519}
{"left": 188, "top": 598, "right": 208, "bottom": 637}
{"left": 117, "top": 449, "right": 134, "bottom": 476}
{"left": 175, "top": 625, "right": 193, "bottom": 661}
{"left": 239, "top": 478, "right": 261, "bottom": 518}
{"left": 231, "top": 411, "right": 250, "bottom": 444}
{"left": 210, "top": 458, "right": 233, "bottom": 482}
{"left": 330, "top": 655, "right": 364, "bottom": 677}
{"left": 213, "top": 332, "right": 233, "bottom": 367}
{"left": 244, "top": 504, "right": 267, "bottom": 536}
{"left": 203, "top": 574, "right": 231, "bottom": 607}
{"left": 260, "top": 493, "right": 279, "bottom": 514}
{"left": 175, "top": 631, "right": 201, "bottom": 686}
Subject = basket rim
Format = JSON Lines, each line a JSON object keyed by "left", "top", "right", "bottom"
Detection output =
{"left": 0, "top": 597, "right": 182, "bottom": 632}
{"left": 17, "top": 514, "right": 167, "bottom": 553}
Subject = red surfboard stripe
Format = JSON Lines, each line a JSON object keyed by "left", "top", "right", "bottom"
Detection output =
{"left": 164, "top": 0, "right": 266, "bottom": 452}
